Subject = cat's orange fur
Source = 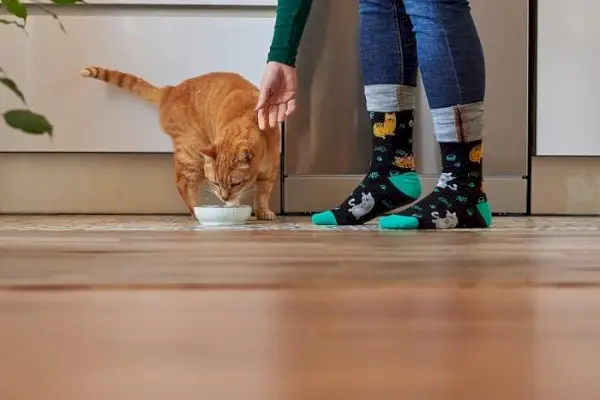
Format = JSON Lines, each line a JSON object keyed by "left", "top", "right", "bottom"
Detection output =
{"left": 80, "top": 66, "right": 280, "bottom": 220}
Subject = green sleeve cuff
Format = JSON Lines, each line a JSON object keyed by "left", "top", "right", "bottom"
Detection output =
{"left": 267, "top": 0, "right": 313, "bottom": 67}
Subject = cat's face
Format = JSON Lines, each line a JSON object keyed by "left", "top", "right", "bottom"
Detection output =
{"left": 200, "top": 142, "right": 259, "bottom": 204}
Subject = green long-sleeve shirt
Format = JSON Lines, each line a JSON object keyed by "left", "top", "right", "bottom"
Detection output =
{"left": 267, "top": 0, "right": 313, "bottom": 67}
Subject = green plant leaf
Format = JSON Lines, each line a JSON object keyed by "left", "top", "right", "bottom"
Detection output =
{"left": 4, "top": 109, "right": 53, "bottom": 136}
{"left": 0, "top": 77, "right": 27, "bottom": 104}
{"left": 0, "top": 17, "right": 26, "bottom": 30}
{"left": 1, "top": 0, "right": 27, "bottom": 20}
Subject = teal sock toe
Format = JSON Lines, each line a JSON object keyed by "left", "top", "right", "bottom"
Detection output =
{"left": 379, "top": 215, "right": 419, "bottom": 230}
{"left": 312, "top": 211, "right": 339, "bottom": 226}
{"left": 476, "top": 201, "right": 493, "bottom": 227}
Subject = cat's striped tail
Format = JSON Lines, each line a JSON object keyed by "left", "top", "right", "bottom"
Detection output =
{"left": 80, "top": 66, "right": 164, "bottom": 105}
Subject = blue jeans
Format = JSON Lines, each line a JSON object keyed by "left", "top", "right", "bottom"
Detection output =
{"left": 359, "top": 0, "right": 485, "bottom": 142}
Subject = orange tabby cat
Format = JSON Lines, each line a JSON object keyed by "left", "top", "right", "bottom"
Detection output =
{"left": 80, "top": 66, "right": 280, "bottom": 220}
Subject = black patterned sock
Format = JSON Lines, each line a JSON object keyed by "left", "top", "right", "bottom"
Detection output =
{"left": 312, "top": 111, "right": 422, "bottom": 225}
{"left": 379, "top": 140, "right": 493, "bottom": 229}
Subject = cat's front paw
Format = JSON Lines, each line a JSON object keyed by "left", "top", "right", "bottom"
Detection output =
{"left": 255, "top": 209, "right": 277, "bottom": 221}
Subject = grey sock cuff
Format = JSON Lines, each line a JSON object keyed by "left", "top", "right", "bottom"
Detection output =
{"left": 431, "top": 102, "right": 485, "bottom": 143}
{"left": 364, "top": 84, "right": 416, "bottom": 112}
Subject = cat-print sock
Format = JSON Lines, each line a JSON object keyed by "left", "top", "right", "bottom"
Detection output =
{"left": 312, "top": 110, "right": 422, "bottom": 226}
{"left": 379, "top": 140, "right": 493, "bottom": 230}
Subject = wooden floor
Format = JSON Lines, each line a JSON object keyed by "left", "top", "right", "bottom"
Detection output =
{"left": 1, "top": 215, "right": 600, "bottom": 399}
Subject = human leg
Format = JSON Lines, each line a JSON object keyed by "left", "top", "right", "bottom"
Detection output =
{"left": 380, "top": 0, "right": 492, "bottom": 230}
{"left": 312, "top": 0, "right": 422, "bottom": 226}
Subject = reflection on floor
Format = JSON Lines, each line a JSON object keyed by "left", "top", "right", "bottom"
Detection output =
{"left": 0, "top": 215, "right": 599, "bottom": 399}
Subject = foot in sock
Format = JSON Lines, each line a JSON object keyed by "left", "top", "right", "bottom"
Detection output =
{"left": 379, "top": 140, "right": 493, "bottom": 230}
{"left": 312, "top": 111, "right": 422, "bottom": 226}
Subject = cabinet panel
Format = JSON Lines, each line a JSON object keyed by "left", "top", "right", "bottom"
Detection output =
{"left": 0, "top": 13, "right": 275, "bottom": 152}
{"left": 21, "top": 1, "right": 277, "bottom": 4}
{"left": 536, "top": 0, "right": 600, "bottom": 156}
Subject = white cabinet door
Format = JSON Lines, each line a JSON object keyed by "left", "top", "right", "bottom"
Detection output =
{"left": 536, "top": 0, "right": 600, "bottom": 156}
{"left": 0, "top": 13, "right": 275, "bottom": 152}
{"left": 22, "top": 1, "right": 277, "bottom": 4}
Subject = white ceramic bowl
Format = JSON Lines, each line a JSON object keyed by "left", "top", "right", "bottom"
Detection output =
{"left": 193, "top": 205, "right": 253, "bottom": 226}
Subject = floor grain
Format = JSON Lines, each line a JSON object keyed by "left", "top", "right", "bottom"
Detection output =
{"left": 0, "top": 216, "right": 599, "bottom": 399}
{"left": 0, "top": 216, "right": 599, "bottom": 288}
{"left": 0, "top": 288, "right": 599, "bottom": 400}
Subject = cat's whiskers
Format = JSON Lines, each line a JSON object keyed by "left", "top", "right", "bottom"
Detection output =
{"left": 202, "top": 186, "right": 215, "bottom": 195}
{"left": 203, "top": 186, "right": 223, "bottom": 202}
{"left": 238, "top": 188, "right": 255, "bottom": 201}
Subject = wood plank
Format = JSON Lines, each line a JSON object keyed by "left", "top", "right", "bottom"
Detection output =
{"left": 0, "top": 288, "right": 599, "bottom": 400}
{"left": 0, "top": 216, "right": 600, "bottom": 288}
{"left": 1, "top": 216, "right": 599, "bottom": 399}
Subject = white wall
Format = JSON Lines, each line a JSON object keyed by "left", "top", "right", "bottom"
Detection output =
{"left": 22, "top": 0, "right": 276, "bottom": 4}
{"left": 1, "top": 5, "right": 276, "bottom": 152}
{"left": 536, "top": 0, "right": 600, "bottom": 156}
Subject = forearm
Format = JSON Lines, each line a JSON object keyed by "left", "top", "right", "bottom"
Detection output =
{"left": 267, "top": 0, "right": 313, "bottom": 67}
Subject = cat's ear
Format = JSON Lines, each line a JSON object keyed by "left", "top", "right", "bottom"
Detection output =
{"left": 199, "top": 145, "right": 216, "bottom": 162}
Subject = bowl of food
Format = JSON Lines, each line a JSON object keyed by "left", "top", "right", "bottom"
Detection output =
{"left": 193, "top": 205, "right": 253, "bottom": 226}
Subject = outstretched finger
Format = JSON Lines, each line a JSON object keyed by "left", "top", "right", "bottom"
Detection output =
{"left": 268, "top": 105, "right": 279, "bottom": 128}
{"left": 285, "top": 98, "right": 296, "bottom": 116}
{"left": 255, "top": 85, "right": 271, "bottom": 111}
{"left": 277, "top": 103, "right": 287, "bottom": 123}
{"left": 258, "top": 108, "right": 267, "bottom": 130}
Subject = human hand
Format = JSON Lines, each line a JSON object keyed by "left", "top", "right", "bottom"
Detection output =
{"left": 255, "top": 61, "right": 297, "bottom": 130}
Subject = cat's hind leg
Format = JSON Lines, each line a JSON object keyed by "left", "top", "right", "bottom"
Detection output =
{"left": 173, "top": 153, "right": 204, "bottom": 216}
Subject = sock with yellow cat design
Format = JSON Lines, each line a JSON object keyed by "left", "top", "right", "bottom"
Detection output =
{"left": 312, "top": 110, "right": 422, "bottom": 226}
{"left": 379, "top": 140, "right": 492, "bottom": 229}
